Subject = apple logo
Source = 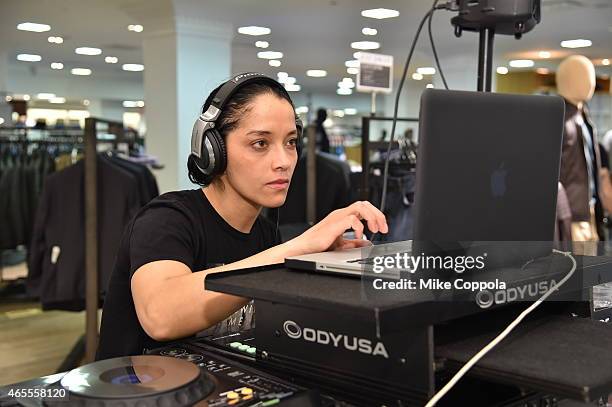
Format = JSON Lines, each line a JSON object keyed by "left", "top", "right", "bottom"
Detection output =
{"left": 491, "top": 162, "right": 508, "bottom": 197}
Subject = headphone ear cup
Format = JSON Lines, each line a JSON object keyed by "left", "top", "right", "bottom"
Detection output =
{"left": 207, "top": 129, "right": 227, "bottom": 176}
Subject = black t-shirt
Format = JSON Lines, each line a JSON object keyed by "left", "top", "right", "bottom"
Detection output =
{"left": 96, "top": 189, "right": 278, "bottom": 360}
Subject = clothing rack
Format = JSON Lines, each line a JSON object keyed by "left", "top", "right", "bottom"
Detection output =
{"left": 360, "top": 116, "right": 419, "bottom": 200}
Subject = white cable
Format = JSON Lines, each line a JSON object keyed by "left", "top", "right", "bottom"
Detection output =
{"left": 425, "top": 249, "right": 577, "bottom": 407}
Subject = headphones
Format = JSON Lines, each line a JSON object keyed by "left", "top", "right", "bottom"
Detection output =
{"left": 190, "top": 72, "right": 304, "bottom": 178}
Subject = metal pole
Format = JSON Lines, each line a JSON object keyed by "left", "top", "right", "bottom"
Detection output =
{"left": 306, "top": 124, "right": 317, "bottom": 225}
{"left": 485, "top": 28, "right": 495, "bottom": 92}
{"left": 361, "top": 117, "right": 370, "bottom": 200}
{"left": 370, "top": 92, "right": 377, "bottom": 116}
{"left": 477, "top": 29, "right": 486, "bottom": 91}
{"left": 84, "top": 117, "right": 98, "bottom": 363}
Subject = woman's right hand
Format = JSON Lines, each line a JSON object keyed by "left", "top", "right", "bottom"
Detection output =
{"left": 288, "top": 201, "right": 388, "bottom": 255}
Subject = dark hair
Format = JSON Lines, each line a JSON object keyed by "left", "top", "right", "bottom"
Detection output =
{"left": 188, "top": 79, "right": 296, "bottom": 187}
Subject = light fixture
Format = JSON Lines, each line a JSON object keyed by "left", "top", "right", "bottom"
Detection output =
{"left": 509, "top": 59, "right": 534, "bottom": 68}
{"left": 71, "top": 68, "right": 92, "bottom": 76}
{"left": 127, "top": 24, "right": 144, "bottom": 33}
{"left": 345, "top": 60, "right": 360, "bottom": 68}
{"left": 333, "top": 110, "right": 345, "bottom": 118}
{"left": 255, "top": 41, "right": 269, "bottom": 48}
{"left": 123, "top": 100, "right": 145, "bottom": 108}
{"left": 342, "top": 77, "right": 354, "bottom": 83}
{"left": 351, "top": 41, "right": 380, "bottom": 50}
{"left": 337, "top": 88, "right": 352, "bottom": 95}
{"left": 122, "top": 64, "right": 144, "bottom": 72}
{"left": 17, "top": 22, "right": 51, "bottom": 32}
{"left": 344, "top": 108, "right": 357, "bottom": 115}
{"left": 22, "top": 95, "right": 31, "bottom": 101}
{"left": 347, "top": 67, "right": 359, "bottom": 75}
{"left": 49, "top": 97, "right": 66, "bottom": 104}
{"left": 538, "top": 51, "right": 551, "bottom": 58}
{"left": 338, "top": 81, "right": 355, "bottom": 89}
{"left": 5, "top": 96, "right": 12, "bottom": 102}
{"left": 353, "top": 52, "right": 362, "bottom": 59}
{"left": 296, "top": 106, "right": 309, "bottom": 114}
{"left": 257, "top": 51, "right": 283, "bottom": 59}
{"left": 17, "top": 54, "right": 42, "bottom": 62}
{"left": 361, "top": 8, "right": 399, "bottom": 19}
{"left": 105, "top": 56, "right": 118, "bottom": 64}
{"left": 48, "top": 36, "right": 63, "bottom": 44}
{"left": 602, "top": 58, "right": 610, "bottom": 66}
{"left": 426, "top": 84, "right": 434, "bottom": 89}
{"left": 496, "top": 66, "right": 509, "bottom": 74}
{"left": 51, "top": 62, "right": 64, "bottom": 70}
{"left": 277, "top": 72, "right": 289, "bottom": 80}
{"left": 560, "top": 39, "right": 592, "bottom": 49}
{"left": 412, "top": 73, "right": 423, "bottom": 80}
{"left": 75, "top": 47, "right": 102, "bottom": 56}
{"left": 237, "top": 26, "right": 271, "bottom": 36}
{"left": 285, "top": 84, "right": 301, "bottom": 92}
{"left": 417, "top": 67, "right": 436, "bottom": 75}
{"left": 37, "top": 93, "right": 56, "bottom": 100}
{"left": 362, "top": 28, "right": 378, "bottom": 36}
{"left": 306, "top": 70, "right": 327, "bottom": 77}
{"left": 285, "top": 77, "right": 296, "bottom": 85}
{"left": 536, "top": 68, "right": 550, "bottom": 75}
{"left": 269, "top": 60, "right": 281, "bottom": 67}
{"left": 0, "top": 118, "right": 4, "bottom": 125}
{"left": 83, "top": 99, "right": 90, "bottom": 106}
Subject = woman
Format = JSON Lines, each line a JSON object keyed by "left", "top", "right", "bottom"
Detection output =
{"left": 97, "top": 73, "right": 387, "bottom": 359}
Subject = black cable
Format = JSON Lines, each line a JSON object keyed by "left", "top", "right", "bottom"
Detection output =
{"left": 428, "top": 0, "right": 449, "bottom": 90}
{"left": 379, "top": 7, "right": 433, "bottom": 215}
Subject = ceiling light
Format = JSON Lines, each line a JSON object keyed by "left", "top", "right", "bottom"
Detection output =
{"left": 338, "top": 81, "right": 355, "bottom": 89}
{"left": 509, "top": 59, "right": 534, "bottom": 68}
{"left": 285, "top": 84, "right": 301, "bottom": 92}
{"left": 49, "top": 97, "right": 66, "bottom": 104}
{"left": 127, "top": 24, "right": 144, "bottom": 33}
{"left": 51, "top": 62, "right": 64, "bottom": 70}
{"left": 345, "top": 60, "right": 360, "bottom": 68}
{"left": 342, "top": 77, "right": 354, "bottom": 83}
{"left": 123, "top": 100, "right": 144, "bottom": 108}
{"left": 296, "top": 106, "right": 309, "bottom": 114}
{"left": 269, "top": 60, "right": 281, "bottom": 67}
{"left": 306, "top": 70, "right": 327, "bottom": 77}
{"left": 337, "top": 88, "right": 352, "bottom": 95}
{"left": 333, "top": 110, "right": 345, "bottom": 117}
{"left": 560, "top": 39, "right": 592, "bottom": 49}
{"left": 285, "top": 77, "right": 296, "bottom": 85}
{"left": 362, "top": 28, "right": 378, "bottom": 36}
{"left": 412, "top": 73, "right": 423, "bottom": 80}
{"left": 361, "top": 8, "right": 399, "bottom": 19}
{"left": 277, "top": 72, "right": 288, "bottom": 80}
{"left": 22, "top": 95, "right": 31, "bottom": 101}
{"left": 538, "top": 51, "right": 551, "bottom": 58}
{"left": 496, "top": 66, "right": 509, "bottom": 74}
{"left": 344, "top": 108, "right": 357, "bottom": 115}
{"left": 347, "top": 67, "right": 359, "bottom": 75}
{"left": 536, "top": 68, "right": 550, "bottom": 75}
{"left": 17, "top": 22, "right": 51, "bottom": 32}
{"left": 37, "top": 93, "right": 56, "bottom": 100}
{"left": 83, "top": 99, "right": 90, "bottom": 106}
{"left": 602, "top": 58, "right": 610, "bottom": 66}
{"left": 48, "top": 36, "right": 63, "bottom": 44}
{"left": 5, "top": 96, "right": 12, "bottom": 102}
{"left": 75, "top": 47, "right": 102, "bottom": 56}
{"left": 257, "top": 51, "right": 283, "bottom": 59}
{"left": 122, "top": 64, "right": 144, "bottom": 72}
{"left": 351, "top": 41, "right": 380, "bottom": 50}
{"left": 255, "top": 41, "right": 269, "bottom": 48}
{"left": 238, "top": 26, "right": 271, "bottom": 36}
{"left": 71, "top": 68, "right": 92, "bottom": 76}
{"left": 426, "top": 84, "right": 434, "bottom": 89}
{"left": 17, "top": 54, "right": 42, "bottom": 62}
{"left": 0, "top": 118, "right": 4, "bottom": 125}
{"left": 417, "top": 67, "right": 436, "bottom": 75}
{"left": 353, "top": 52, "right": 362, "bottom": 59}
{"left": 105, "top": 56, "right": 118, "bottom": 64}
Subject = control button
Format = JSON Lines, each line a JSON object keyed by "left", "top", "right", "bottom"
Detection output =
{"left": 229, "top": 342, "right": 242, "bottom": 349}
{"left": 226, "top": 391, "right": 239, "bottom": 400}
{"left": 238, "top": 344, "right": 250, "bottom": 352}
{"left": 228, "top": 400, "right": 239, "bottom": 406}
{"left": 246, "top": 347, "right": 256, "bottom": 355}
{"left": 241, "top": 388, "right": 253, "bottom": 396}
{"left": 242, "top": 395, "right": 253, "bottom": 401}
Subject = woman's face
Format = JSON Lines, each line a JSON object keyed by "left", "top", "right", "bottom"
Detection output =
{"left": 220, "top": 92, "right": 298, "bottom": 208}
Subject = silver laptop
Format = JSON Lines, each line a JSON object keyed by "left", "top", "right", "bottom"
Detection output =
{"left": 285, "top": 89, "right": 565, "bottom": 276}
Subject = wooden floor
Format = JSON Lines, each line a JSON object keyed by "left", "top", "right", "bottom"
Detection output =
{"left": 0, "top": 298, "right": 86, "bottom": 386}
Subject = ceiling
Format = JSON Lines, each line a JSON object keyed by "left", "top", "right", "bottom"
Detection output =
{"left": 1, "top": 0, "right": 611, "bottom": 97}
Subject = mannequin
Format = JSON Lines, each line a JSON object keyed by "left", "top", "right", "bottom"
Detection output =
{"left": 556, "top": 55, "right": 605, "bottom": 254}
